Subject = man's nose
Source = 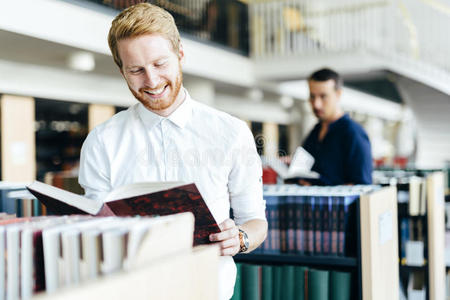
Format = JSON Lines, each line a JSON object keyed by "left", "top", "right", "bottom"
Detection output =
{"left": 311, "top": 99, "right": 322, "bottom": 109}
{"left": 143, "top": 70, "right": 159, "bottom": 88}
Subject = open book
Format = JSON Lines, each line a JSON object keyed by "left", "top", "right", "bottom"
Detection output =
{"left": 26, "top": 181, "right": 220, "bottom": 246}
{"left": 263, "top": 147, "right": 320, "bottom": 180}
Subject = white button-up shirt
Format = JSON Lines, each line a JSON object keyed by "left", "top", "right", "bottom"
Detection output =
{"left": 79, "top": 90, "right": 266, "bottom": 300}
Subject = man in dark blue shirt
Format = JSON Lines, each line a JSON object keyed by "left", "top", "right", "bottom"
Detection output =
{"left": 302, "top": 68, "right": 373, "bottom": 185}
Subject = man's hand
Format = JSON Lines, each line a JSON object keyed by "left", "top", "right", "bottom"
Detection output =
{"left": 298, "top": 179, "right": 312, "bottom": 186}
{"left": 209, "top": 218, "right": 240, "bottom": 256}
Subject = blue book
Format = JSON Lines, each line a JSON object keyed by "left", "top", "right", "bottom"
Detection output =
{"left": 305, "top": 195, "right": 315, "bottom": 255}
{"left": 338, "top": 194, "right": 358, "bottom": 256}
{"left": 295, "top": 195, "right": 305, "bottom": 254}
{"left": 264, "top": 194, "right": 281, "bottom": 254}
{"left": 285, "top": 195, "right": 296, "bottom": 253}
{"left": 322, "top": 196, "right": 333, "bottom": 255}
{"left": 314, "top": 196, "right": 326, "bottom": 254}
{"left": 400, "top": 217, "right": 409, "bottom": 259}
{"left": 330, "top": 196, "right": 340, "bottom": 255}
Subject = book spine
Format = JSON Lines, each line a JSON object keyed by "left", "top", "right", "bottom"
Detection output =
{"left": 241, "top": 264, "right": 260, "bottom": 300}
{"left": 322, "top": 196, "right": 332, "bottom": 255}
{"left": 280, "top": 195, "right": 287, "bottom": 253}
{"left": 305, "top": 196, "right": 315, "bottom": 255}
{"left": 275, "top": 197, "right": 281, "bottom": 254}
{"left": 231, "top": 263, "right": 242, "bottom": 300}
{"left": 261, "top": 265, "right": 272, "bottom": 300}
{"left": 331, "top": 196, "right": 339, "bottom": 256}
{"left": 272, "top": 266, "right": 282, "bottom": 300}
{"left": 400, "top": 217, "right": 409, "bottom": 260}
{"left": 281, "top": 265, "right": 295, "bottom": 300}
{"left": 308, "top": 269, "right": 329, "bottom": 300}
{"left": 295, "top": 195, "right": 304, "bottom": 254}
{"left": 338, "top": 196, "right": 358, "bottom": 256}
{"left": 338, "top": 196, "right": 345, "bottom": 256}
{"left": 329, "top": 270, "right": 352, "bottom": 300}
{"left": 314, "top": 196, "right": 324, "bottom": 254}
{"left": 294, "top": 266, "right": 307, "bottom": 300}
{"left": 286, "top": 196, "right": 296, "bottom": 254}
{"left": 32, "top": 231, "right": 46, "bottom": 292}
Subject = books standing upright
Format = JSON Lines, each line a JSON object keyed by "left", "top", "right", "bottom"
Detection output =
{"left": 27, "top": 181, "right": 221, "bottom": 245}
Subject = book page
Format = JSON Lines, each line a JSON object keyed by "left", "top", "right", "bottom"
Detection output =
{"left": 28, "top": 181, "right": 101, "bottom": 215}
{"left": 287, "top": 147, "right": 319, "bottom": 179}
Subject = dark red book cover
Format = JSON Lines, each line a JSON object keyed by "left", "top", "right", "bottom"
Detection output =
{"left": 32, "top": 230, "right": 46, "bottom": 292}
{"left": 105, "top": 184, "right": 220, "bottom": 245}
{"left": 27, "top": 183, "right": 221, "bottom": 246}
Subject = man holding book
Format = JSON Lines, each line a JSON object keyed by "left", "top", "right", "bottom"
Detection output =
{"left": 301, "top": 68, "right": 373, "bottom": 185}
{"left": 78, "top": 3, "right": 267, "bottom": 300}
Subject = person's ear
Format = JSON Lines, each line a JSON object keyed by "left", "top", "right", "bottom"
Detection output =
{"left": 336, "top": 88, "right": 342, "bottom": 101}
{"left": 178, "top": 43, "right": 185, "bottom": 65}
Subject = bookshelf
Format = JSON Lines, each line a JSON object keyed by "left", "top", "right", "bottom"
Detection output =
{"left": 34, "top": 245, "right": 219, "bottom": 300}
{"left": 35, "top": 99, "right": 88, "bottom": 181}
{"left": 426, "top": 172, "right": 446, "bottom": 300}
{"left": 1, "top": 95, "right": 36, "bottom": 182}
{"left": 375, "top": 170, "right": 446, "bottom": 300}
{"left": 234, "top": 186, "right": 399, "bottom": 300}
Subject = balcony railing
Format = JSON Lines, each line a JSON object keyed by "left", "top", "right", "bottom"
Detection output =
{"left": 248, "top": 0, "right": 450, "bottom": 77}
{"left": 86, "top": 0, "right": 250, "bottom": 55}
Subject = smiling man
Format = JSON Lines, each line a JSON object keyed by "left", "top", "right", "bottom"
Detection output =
{"left": 302, "top": 68, "right": 373, "bottom": 185}
{"left": 78, "top": 3, "right": 267, "bottom": 300}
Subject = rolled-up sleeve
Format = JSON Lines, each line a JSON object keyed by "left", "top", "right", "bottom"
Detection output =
{"left": 228, "top": 122, "right": 266, "bottom": 225}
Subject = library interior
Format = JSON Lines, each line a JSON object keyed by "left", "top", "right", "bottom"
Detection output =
{"left": 1, "top": 0, "right": 450, "bottom": 300}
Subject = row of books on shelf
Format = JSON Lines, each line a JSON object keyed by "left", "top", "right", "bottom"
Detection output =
{"left": 255, "top": 184, "right": 378, "bottom": 256}
{"left": 396, "top": 176, "right": 427, "bottom": 216}
{"left": 0, "top": 212, "right": 195, "bottom": 300}
{"left": 0, "top": 172, "right": 82, "bottom": 217}
{"left": 231, "top": 263, "right": 352, "bottom": 300}
{"left": 43, "top": 171, "right": 84, "bottom": 195}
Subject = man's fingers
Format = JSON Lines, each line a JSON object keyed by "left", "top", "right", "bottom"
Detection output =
{"left": 220, "top": 245, "right": 240, "bottom": 256}
{"left": 218, "top": 235, "right": 239, "bottom": 249}
{"left": 218, "top": 218, "right": 235, "bottom": 231}
{"left": 210, "top": 227, "right": 239, "bottom": 242}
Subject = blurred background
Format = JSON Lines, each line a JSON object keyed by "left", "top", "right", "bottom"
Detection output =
{"left": 0, "top": 0, "right": 449, "bottom": 185}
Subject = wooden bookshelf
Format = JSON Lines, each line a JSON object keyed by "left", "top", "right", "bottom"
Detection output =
{"left": 426, "top": 172, "right": 446, "bottom": 300}
{"left": 234, "top": 253, "right": 357, "bottom": 267}
{"left": 34, "top": 245, "right": 220, "bottom": 300}
{"left": 360, "top": 186, "right": 399, "bottom": 300}
{"left": 88, "top": 104, "right": 115, "bottom": 132}
{"left": 382, "top": 170, "right": 446, "bottom": 300}
{"left": 235, "top": 186, "right": 399, "bottom": 300}
{"left": 0, "top": 95, "right": 36, "bottom": 182}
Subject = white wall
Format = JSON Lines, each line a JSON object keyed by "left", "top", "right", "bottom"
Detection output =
{"left": 397, "top": 77, "right": 450, "bottom": 168}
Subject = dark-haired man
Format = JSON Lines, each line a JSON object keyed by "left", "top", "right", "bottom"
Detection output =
{"left": 302, "top": 68, "right": 373, "bottom": 185}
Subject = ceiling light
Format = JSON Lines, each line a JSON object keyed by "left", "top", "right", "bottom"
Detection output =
{"left": 67, "top": 51, "right": 95, "bottom": 72}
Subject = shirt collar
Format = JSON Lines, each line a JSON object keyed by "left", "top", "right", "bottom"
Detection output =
{"left": 167, "top": 89, "right": 192, "bottom": 128}
{"left": 328, "top": 113, "right": 349, "bottom": 130}
{"left": 136, "top": 88, "right": 193, "bottom": 130}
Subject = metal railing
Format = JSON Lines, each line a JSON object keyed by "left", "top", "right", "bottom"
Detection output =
{"left": 86, "top": 0, "right": 250, "bottom": 55}
{"left": 248, "top": 0, "right": 450, "bottom": 79}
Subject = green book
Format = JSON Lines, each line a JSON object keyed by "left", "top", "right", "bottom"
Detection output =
{"left": 241, "top": 264, "right": 260, "bottom": 300}
{"left": 33, "top": 199, "right": 42, "bottom": 216}
{"left": 261, "top": 265, "right": 273, "bottom": 300}
{"left": 281, "top": 265, "right": 295, "bottom": 300}
{"left": 231, "top": 263, "right": 242, "bottom": 300}
{"left": 294, "top": 266, "right": 307, "bottom": 300}
{"left": 330, "top": 271, "right": 352, "bottom": 300}
{"left": 272, "top": 265, "right": 283, "bottom": 300}
{"left": 308, "top": 269, "right": 329, "bottom": 300}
